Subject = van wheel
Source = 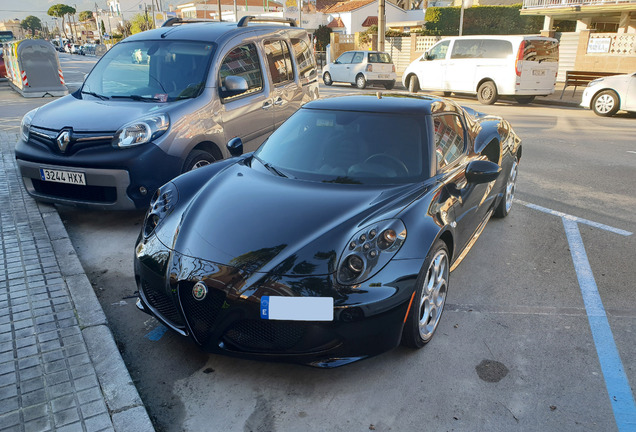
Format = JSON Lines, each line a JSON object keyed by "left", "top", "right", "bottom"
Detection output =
{"left": 384, "top": 81, "right": 395, "bottom": 90}
{"left": 443, "top": 92, "right": 452, "bottom": 97}
{"left": 323, "top": 72, "right": 333, "bottom": 86}
{"left": 515, "top": 96, "right": 535, "bottom": 104}
{"left": 183, "top": 150, "right": 216, "bottom": 172}
{"left": 408, "top": 76, "right": 420, "bottom": 93}
{"left": 477, "top": 81, "right": 498, "bottom": 105}
{"left": 356, "top": 74, "right": 367, "bottom": 89}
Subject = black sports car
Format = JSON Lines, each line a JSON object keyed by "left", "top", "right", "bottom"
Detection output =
{"left": 134, "top": 94, "right": 521, "bottom": 367}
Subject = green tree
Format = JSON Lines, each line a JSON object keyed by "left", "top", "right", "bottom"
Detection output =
{"left": 48, "top": 4, "right": 76, "bottom": 40}
{"left": 79, "top": 10, "right": 93, "bottom": 22}
{"left": 101, "top": 20, "right": 106, "bottom": 35}
{"left": 21, "top": 15, "right": 42, "bottom": 37}
{"left": 313, "top": 25, "right": 332, "bottom": 51}
{"left": 129, "top": 13, "right": 153, "bottom": 34}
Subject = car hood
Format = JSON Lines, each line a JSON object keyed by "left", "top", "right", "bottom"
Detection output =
{"left": 31, "top": 93, "right": 177, "bottom": 132}
{"left": 169, "top": 161, "right": 431, "bottom": 277}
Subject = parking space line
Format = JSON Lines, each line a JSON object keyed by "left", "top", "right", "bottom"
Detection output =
{"left": 518, "top": 200, "right": 633, "bottom": 236}
{"left": 563, "top": 219, "right": 636, "bottom": 431}
{"left": 145, "top": 325, "right": 168, "bottom": 341}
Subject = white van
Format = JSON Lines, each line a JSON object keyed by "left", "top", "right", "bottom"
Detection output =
{"left": 402, "top": 35, "right": 559, "bottom": 104}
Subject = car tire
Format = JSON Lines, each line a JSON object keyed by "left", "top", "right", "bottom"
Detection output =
{"left": 401, "top": 239, "right": 450, "bottom": 349}
{"left": 356, "top": 74, "right": 367, "bottom": 89}
{"left": 323, "top": 72, "right": 333, "bottom": 86}
{"left": 494, "top": 156, "right": 518, "bottom": 218}
{"left": 515, "top": 96, "right": 535, "bottom": 104}
{"left": 443, "top": 91, "right": 452, "bottom": 97}
{"left": 477, "top": 81, "right": 498, "bottom": 105}
{"left": 408, "top": 75, "right": 419, "bottom": 93}
{"left": 592, "top": 90, "right": 619, "bottom": 117}
{"left": 183, "top": 150, "right": 216, "bottom": 172}
{"left": 384, "top": 81, "right": 395, "bottom": 90}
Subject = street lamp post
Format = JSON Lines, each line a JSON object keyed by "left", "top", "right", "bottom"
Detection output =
{"left": 459, "top": 0, "right": 465, "bottom": 36}
{"left": 378, "top": 0, "right": 385, "bottom": 52}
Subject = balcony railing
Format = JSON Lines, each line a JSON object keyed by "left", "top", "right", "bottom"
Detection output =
{"left": 523, "top": 0, "right": 636, "bottom": 9}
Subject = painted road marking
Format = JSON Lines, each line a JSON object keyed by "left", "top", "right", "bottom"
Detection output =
{"left": 145, "top": 325, "right": 168, "bottom": 341}
{"left": 519, "top": 200, "right": 633, "bottom": 236}
{"left": 520, "top": 199, "right": 635, "bottom": 430}
{"left": 563, "top": 219, "right": 636, "bottom": 431}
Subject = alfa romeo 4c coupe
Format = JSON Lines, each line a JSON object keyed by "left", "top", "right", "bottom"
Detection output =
{"left": 134, "top": 94, "right": 522, "bottom": 367}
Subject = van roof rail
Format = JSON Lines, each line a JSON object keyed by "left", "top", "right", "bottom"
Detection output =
{"left": 237, "top": 16, "right": 297, "bottom": 27}
{"left": 162, "top": 17, "right": 219, "bottom": 27}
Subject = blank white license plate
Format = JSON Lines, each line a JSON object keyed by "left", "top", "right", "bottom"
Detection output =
{"left": 378, "top": 74, "right": 389, "bottom": 78}
{"left": 532, "top": 70, "right": 546, "bottom": 76}
{"left": 260, "top": 296, "right": 333, "bottom": 321}
{"left": 40, "top": 168, "right": 86, "bottom": 185}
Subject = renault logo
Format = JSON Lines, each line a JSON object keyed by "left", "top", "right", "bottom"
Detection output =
{"left": 56, "top": 130, "right": 71, "bottom": 152}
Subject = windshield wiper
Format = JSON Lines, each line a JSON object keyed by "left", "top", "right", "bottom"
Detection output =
{"left": 253, "top": 155, "right": 288, "bottom": 178}
{"left": 81, "top": 90, "right": 109, "bottom": 100}
{"left": 111, "top": 95, "right": 160, "bottom": 102}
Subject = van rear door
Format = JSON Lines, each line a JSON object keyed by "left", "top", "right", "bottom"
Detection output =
{"left": 516, "top": 38, "right": 559, "bottom": 93}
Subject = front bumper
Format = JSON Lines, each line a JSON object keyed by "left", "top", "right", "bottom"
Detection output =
{"left": 15, "top": 137, "right": 182, "bottom": 209}
{"left": 134, "top": 237, "right": 422, "bottom": 367}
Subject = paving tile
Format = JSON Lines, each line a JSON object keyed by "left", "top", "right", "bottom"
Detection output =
{"left": 53, "top": 407, "right": 81, "bottom": 428}
{"left": 24, "top": 415, "right": 52, "bottom": 432}
{"left": 84, "top": 413, "right": 114, "bottom": 432}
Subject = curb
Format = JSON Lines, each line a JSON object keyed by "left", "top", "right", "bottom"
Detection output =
{"left": 38, "top": 202, "right": 155, "bottom": 432}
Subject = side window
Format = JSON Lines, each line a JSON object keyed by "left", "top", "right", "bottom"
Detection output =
{"left": 264, "top": 40, "right": 294, "bottom": 85}
{"left": 481, "top": 40, "right": 512, "bottom": 59}
{"left": 428, "top": 40, "right": 450, "bottom": 60}
{"left": 352, "top": 52, "right": 364, "bottom": 64}
{"left": 291, "top": 38, "right": 316, "bottom": 81}
{"left": 336, "top": 52, "right": 355, "bottom": 64}
{"left": 219, "top": 43, "right": 263, "bottom": 101}
{"left": 433, "top": 114, "right": 465, "bottom": 170}
{"left": 450, "top": 40, "right": 482, "bottom": 59}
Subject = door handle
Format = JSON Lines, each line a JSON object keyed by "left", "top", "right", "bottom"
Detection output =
{"left": 262, "top": 100, "right": 273, "bottom": 110}
{"left": 273, "top": 97, "right": 284, "bottom": 106}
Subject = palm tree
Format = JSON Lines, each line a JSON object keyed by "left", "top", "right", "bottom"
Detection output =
{"left": 47, "top": 4, "right": 76, "bottom": 40}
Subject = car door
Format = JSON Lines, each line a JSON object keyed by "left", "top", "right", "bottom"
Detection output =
{"left": 331, "top": 51, "right": 355, "bottom": 82}
{"left": 263, "top": 39, "right": 302, "bottom": 129}
{"left": 416, "top": 40, "right": 450, "bottom": 91}
{"left": 434, "top": 113, "right": 491, "bottom": 252}
{"left": 218, "top": 42, "right": 274, "bottom": 153}
{"left": 349, "top": 51, "right": 365, "bottom": 83}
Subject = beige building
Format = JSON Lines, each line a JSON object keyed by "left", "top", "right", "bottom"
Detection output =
{"left": 0, "top": 20, "right": 27, "bottom": 40}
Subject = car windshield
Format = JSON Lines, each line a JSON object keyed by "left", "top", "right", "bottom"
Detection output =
{"left": 82, "top": 40, "right": 215, "bottom": 102}
{"left": 254, "top": 108, "right": 429, "bottom": 185}
{"left": 368, "top": 53, "right": 392, "bottom": 63}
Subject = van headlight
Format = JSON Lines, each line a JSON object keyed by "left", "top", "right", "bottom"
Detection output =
{"left": 337, "top": 219, "right": 407, "bottom": 285}
{"left": 20, "top": 108, "right": 38, "bottom": 142}
{"left": 112, "top": 113, "right": 169, "bottom": 148}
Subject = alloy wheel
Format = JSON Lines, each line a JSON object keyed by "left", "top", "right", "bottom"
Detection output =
{"left": 418, "top": 250, "right": 449, "bottom": 341}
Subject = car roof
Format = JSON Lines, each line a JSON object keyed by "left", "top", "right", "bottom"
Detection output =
{"left": 123, "top": 21, "right": 302, "bottom": 43}
{"left": 302, "top": 94, "right": 460, "bottom": 115}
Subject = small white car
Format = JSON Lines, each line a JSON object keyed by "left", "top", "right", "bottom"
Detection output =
{"left": 581, "top": 72, "right": 636, "bottom": 117}
{"left": 323, "top": 50, "right": 396, "bottom": 90}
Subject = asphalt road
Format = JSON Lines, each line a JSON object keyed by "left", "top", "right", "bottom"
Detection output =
{"left": 5, "top": 55, "right": 636, "bottom": 431}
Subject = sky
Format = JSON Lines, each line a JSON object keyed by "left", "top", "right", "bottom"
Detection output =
{"left": 0, "top": 0, "right": 160, "bottom": 26}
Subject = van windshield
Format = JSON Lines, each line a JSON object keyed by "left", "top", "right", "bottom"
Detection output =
{"left": 82, "top": 40, "right": 215, "bottom": 102}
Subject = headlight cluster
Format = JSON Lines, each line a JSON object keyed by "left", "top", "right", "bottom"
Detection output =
{"left": 20, "top": 108, "right": 38, "bottom": 142}
{"left": 143, "top": 182, "right": 178, "bottom": 238}
{"left": 112, "top": 113, "right": 169, "bottom": 148}
{"left": 587, "top": 78, "right": 604, "bottom": 87}
{"left": 337, "top": 219, "right": 406, "bottom": 285}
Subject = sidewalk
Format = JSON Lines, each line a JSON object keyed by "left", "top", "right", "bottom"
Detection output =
{"left": 0, "top": 131, "right": 154, "bottom": 431}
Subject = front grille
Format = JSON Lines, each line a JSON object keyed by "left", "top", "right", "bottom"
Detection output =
{"left": 29, "top": 127, "right": 114, "bottom": 155}
{"left": 223, "top": 320, "right": 306, "bottom": 352}
{"left": 142, "top": 280, "right": 185, "bottom": 327}
{"left": 179, "top": 283, "right": 226, "bottom": 347}
{"left": 32, "top": 179, "right": 117, "bottom": 203}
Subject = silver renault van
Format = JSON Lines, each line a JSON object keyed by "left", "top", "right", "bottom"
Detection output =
{"left": 16, "top": 17, "right": 319, "bottom": 209}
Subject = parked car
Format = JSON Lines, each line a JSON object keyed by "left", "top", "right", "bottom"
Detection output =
{"left": 15, "top": 17, "right": 319, "bottom": 210}
{"left": 70, "top": 44, "right": 84, "bottom": 55}
{"left": 403, "top": 35, "right": 559, "bottom": 105}
{"left": 323, "top": 50, "right": 396, "bottom": 89}
{"left": 134, "top": 93, "right": 522, "bottom": 367}
{"left": 0, "top": 47, "right": 6, "bottom": 79}
{"left": 580, "top": 72, "right": 636, "bottom": 117}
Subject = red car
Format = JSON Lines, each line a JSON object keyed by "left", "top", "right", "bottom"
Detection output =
{"left": 0, "top": 48, "right": 6, "bottom": 78}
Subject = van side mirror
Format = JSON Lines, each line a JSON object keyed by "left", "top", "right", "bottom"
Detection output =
{"left": 220, "top": 75, "right": 248, "bottom": 99}
{"left": 227, "top": 137, "right": 243, "bottom": 157}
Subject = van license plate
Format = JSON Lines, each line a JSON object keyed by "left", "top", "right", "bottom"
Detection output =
{"left": 378, "top": 74, "right": 389, "bottom": 79}
{"left": 532, "top": 70, "right": 546, "bottom": 76}
{"left": 40, "top": 168, "right": 86, "bottom": 185}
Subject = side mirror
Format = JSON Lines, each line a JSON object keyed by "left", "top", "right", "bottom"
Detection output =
{"left": 220, "top": 75, "right": 248, "bottom": 99}
{"left": 465, "top": 160, "right": 501, "bottom": 184}
{"left": 227, "top": 137, "right": 243, "bottom": 157}
{"left": 422, "top": 53, "right": 430, "bottom": 61}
